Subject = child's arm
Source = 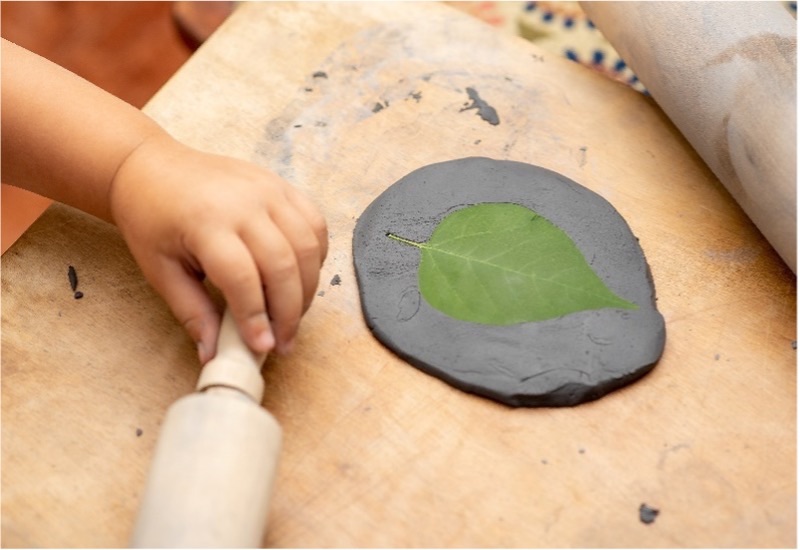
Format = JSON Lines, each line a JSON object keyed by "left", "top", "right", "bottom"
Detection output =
{"left": 1, "top": 38, "right": 328, "bottom": 362}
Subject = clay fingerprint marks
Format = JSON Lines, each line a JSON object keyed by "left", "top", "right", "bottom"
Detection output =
{"left": 353, "top": 158, "right": 665, "bottom": 407}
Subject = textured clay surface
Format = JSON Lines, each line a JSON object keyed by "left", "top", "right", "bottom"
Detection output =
{"left": 353, "top": 157, "right": 665, "bottom": 407}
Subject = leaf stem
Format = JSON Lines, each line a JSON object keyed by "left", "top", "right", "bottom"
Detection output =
{"left": 386, "top": 232, "right": 425, "bottom": 248}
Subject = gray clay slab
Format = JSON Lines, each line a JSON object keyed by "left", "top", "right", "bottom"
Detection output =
{"left": 353, "top": 157, "right": 665, "bottom": 407}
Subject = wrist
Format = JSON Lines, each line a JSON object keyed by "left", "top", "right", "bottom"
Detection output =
{"left": 107, "top": 130, "right": 178, "bottom": 227}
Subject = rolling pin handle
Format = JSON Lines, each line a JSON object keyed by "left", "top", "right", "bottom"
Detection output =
{"left": 196, "top": 309, "right": 267, "bottom": 402}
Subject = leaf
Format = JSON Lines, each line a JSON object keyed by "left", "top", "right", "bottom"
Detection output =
{"left": 388, "top": 203, "right": 637, "bottom": 325}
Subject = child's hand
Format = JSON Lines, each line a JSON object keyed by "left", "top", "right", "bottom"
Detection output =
{"left": 109, "top": 134, "right": 328, "bottom": 363}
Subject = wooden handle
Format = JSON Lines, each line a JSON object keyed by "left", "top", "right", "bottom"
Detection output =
{"left": 130, "top": 310, "right": 282, "bottom": 548}
{"left": 582, "top": 2, "right": 797, "bottom": 271}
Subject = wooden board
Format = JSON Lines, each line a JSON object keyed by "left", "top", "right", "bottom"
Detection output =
{"left": 2, "top": 3, "right": 795, "bottom": 547}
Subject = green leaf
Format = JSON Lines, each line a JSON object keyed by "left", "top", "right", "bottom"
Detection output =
{"left": 388, "top": 203, "right": 637, "bottom": 325}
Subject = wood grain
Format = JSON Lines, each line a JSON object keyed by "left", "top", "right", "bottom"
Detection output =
{"left": 2, "top": 3, "right": 795, "bottom": 547}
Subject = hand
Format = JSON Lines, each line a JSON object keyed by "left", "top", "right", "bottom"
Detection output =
{"left": 109, "top": 134, "right": 328, "bottom": 363}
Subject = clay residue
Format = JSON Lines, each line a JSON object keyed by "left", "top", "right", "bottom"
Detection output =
{"left": 639, "top": 503, "right": 660, "bottom": 525}
{"left": 707, "top": 33, "right": 796, "bottom": 68}
{"left": 460, "top": 87, "right": 500, "bottom": 125}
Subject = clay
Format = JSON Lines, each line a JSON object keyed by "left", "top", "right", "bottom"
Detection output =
{"left": 352, "top": 157, "right": 665, "bottom": 407}
{"left": 639, "top": 503, "right": 660, "bottom": 524}
{"left": 68, "top": 265, "right": 78, "bottom": 291}
{"left": 460, "top": 87, "right": 500, "bottom": 125}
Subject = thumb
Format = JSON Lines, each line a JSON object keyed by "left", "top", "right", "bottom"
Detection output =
{"left": 151, "top": 261, "right": 222, "bottom": 364}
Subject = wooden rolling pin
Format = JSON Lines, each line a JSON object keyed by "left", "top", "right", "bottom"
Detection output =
{"left": 582, "top": 2, "right": 797, "bottom": 272}
{"left": 130, "top": 310, "right": 281, "bottom": 547}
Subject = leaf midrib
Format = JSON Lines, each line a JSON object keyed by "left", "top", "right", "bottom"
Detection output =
{"left": 390, "top": 231, "right": 614, "bottom": 300}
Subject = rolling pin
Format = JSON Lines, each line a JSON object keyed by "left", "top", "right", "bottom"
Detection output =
{"left": 581, "top": 2, "right": 797, "bottom": 272}
{"left": 130, "top": 309, "right": 281, "bottom": 547}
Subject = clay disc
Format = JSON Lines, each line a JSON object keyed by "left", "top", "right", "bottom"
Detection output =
{"left": 353, "top": 157, "right": 665, "bottom": 407}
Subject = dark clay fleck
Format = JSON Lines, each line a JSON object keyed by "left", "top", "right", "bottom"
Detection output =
{"left": 68, "top": 265, "right": 78, "bottom": 291}
{"left": 639, "top": 503, "right": 659, "bottom": 524}
{"left": 312, "top": 71, "right": 328, "bottom": 79}
{"left": 330, "top": 274, "right": 342, "bottom": 286}
{"left": 373, "top": 102, "right": 385, "bottom": 113}
{"left": 74, "top": 291, "right": 84, "bottom": 300}
{"left": 460, "top": 87, "right": 500, "bottom": 125}
{"left": 136, "top": 428, "right": 143, "bottom": 437}
{"left": 317, "top": 290, "right": 325, "bottom": 297}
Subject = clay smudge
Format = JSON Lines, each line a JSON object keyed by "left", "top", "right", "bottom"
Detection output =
{"left": 312, "top": 70, "right": 328, "bottom": 79}
{"left": 330, "top": 274, "right": 342, "bottom": 286}
{"left": 460, "top": 87, "right": 500, "bottom": 126}
{"left": 408, "top": 91, "right": 422, "bottom": 102}
{"left": 707, "top": 33, "right": 796, "bottom": 68}
{"left": 372, "top": 102, "right": 384, "bottom": 113}
{"left": 578, "top": 146, "right": 588, "bottom": 168}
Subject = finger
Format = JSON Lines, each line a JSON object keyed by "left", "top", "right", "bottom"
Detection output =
{"left": 196, "top": 234, "right": 276, "bottom": 356}
{"left": 147, "top": 258, "right": 222, "bottom": 364}
{"left": 240, "top": 217, "right": 304, "bottom": 355}
{"left": 285, "top": 186, "right": 329, "bottom": 264}
{"left": 263, "top": 204, "right": 323, "bottom": 313}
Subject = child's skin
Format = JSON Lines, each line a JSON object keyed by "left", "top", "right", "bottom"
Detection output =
{"left": 1, "top": 38, "right": 328, "bottom": 363}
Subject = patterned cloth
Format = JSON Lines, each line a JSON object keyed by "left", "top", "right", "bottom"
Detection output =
{"left": 447, "top": 1, "right": 798, "bottom": 95}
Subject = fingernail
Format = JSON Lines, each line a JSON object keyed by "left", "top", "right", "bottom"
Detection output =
{"left": 278, "top": 337, "right": 296, "bottom": 356}
{"left": 254, "top": 329, "right": 276, "bottom": 353}
{"left": 196, "top": 341, "right": 209, "bottom": 364}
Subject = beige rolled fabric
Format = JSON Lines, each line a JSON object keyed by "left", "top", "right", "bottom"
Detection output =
{"left": 582, "top": 2, "right": 797, "bottom": 272}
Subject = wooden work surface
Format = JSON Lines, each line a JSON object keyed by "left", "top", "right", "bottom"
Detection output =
{"left": 2, "top": 3, "right": 796, "bottom": 547}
